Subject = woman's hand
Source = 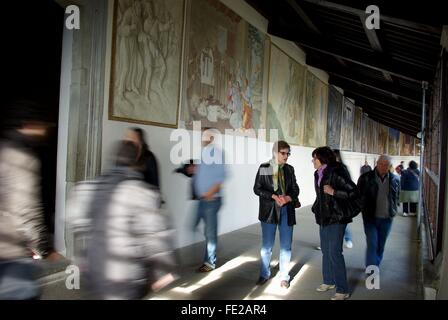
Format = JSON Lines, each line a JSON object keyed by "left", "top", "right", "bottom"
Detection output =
{"left": 272, "top": 194, "right": 283, "bottom": 207}
{"left": 323, "top": 185, "right": 335, "bottom": 196}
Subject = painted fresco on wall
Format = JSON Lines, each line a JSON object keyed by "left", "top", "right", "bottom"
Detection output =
{"left": 326, "top": 86, "right": 343, "bottom": 149}
{"left": 388, "top": 127, "right": 400, "bottom": 156}
{"left": 378, "top": 124, "right": 389, "bottom": 155}
{"left": 352, "top": 106, "right": 363, "bottom": 152}
{"left": 361, "top": 113, "right": 369, "bottom": 153}
{"left": 367, "top": 118, "right": 378, "bottom": 154}
{"left": 266, "top": 44, "right": 306, "bottom": 145}
{"left": 371, "top": 120, "right": 379, "bottom": 154}
{"left": 181, "top": 0, "right": 267, "bottom": 132}
{"left": 303, "top": 71, "right": 328, "bottom": 147}
{"left": 340, "top": 98, "right": 354, "bottom": 151}
{"left": 109, "top": 0, "right": 185, "bottom": 127}
{"left": 400, "top": 133, "right": 415, "bottom": 156}
{"left": 415, "top": 138, "right": 421, "bottom": 155}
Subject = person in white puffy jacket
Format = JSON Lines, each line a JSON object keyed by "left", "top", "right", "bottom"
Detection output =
{"left": 66, "top": 141, "right": 177, "bottom": 299}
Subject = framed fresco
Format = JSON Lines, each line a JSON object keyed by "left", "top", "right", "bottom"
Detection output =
{"left": 372, "top": 121, "right": 379, "bottom": 154}
{"left": 181, "top": 0, "right": 267, "bottom": 132}
{"left": 266, "top": 43, "right": 306, "bottom": 145}
{"left": 415, "top": 138, "right": 421, "bottom": 156}
{"left": 378, "top": 124, "right": 389, "bottom": 155}
{"left": 361, "top": 112, "right": 369, "bottom": 153}
{"left": 388, "top": 127, "right": 400, "bottom": 156}
{"left": 352, "top": 106, "right": 363, "bottom": 152}
{"left": 109, "top": 0, "right": 185, "bottom": 127}
{"left": 400, "top": 133, "right": 414, "bottom": 156}
{"left": 303, "top": 71, "right": 328, "bottom": 147}
{"left": 340, "top": 98, "right": 354, "bottom": 151}
{"left": 326, "top": 86, "right": 343, "bottom": 149}
{"left": 367, "top": 119, "right": 378, "bottom": 154}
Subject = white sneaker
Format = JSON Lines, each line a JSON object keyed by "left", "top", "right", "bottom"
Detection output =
{"left": 315, "top": 246, "right": 321, "bottom": 250}
{"left": 316, "top": 284, "right": 336, "bottom": 292}
{"left": 403, "top": 212, "right": 409, "bottom": 217}
{"left": 344, "top": 240, "right": 353, "bottom": 249}
{"left": 331, "top": 293, "right": 350, "bottom": 300}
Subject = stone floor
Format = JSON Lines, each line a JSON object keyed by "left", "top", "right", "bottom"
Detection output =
{"left": 40, "top": 205, "right": 421, "bottom": 300}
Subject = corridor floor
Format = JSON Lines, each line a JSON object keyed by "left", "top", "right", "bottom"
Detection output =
{"left": 146, "top": 205, "right": 421, "bottom": 300}
{"left": 40, "top": 205, "right": 421, "bottom": 300}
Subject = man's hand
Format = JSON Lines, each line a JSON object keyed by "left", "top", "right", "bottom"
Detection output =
{"left": 202, "top": 191, "right": 215, "bottom": 201}
{"left": 202, "top": 183, "right": 221, "bottom": 201}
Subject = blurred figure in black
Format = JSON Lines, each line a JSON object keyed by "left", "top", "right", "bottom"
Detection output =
{"left": 67, "top": 140, "right": 177, "bottom": 299}
{"left": 0, "top": 100, "right": 61, "bottom": 299}
{"left": 360, "top": 160, "right": 372, "bottom": 176}
{"left": 124, "top": 127, "right": 160, "bottom": 189}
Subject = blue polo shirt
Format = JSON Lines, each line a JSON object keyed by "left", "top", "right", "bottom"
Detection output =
{"left": 193, "top": 144, "right": 226, "bottom": 198}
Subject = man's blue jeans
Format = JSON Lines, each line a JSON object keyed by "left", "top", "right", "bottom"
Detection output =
{"left": 260, "top": 207, "right": 293, "bottom": 281}
{"left": 194, "top": 198, "right": 222, "bottom": 269}
{"left": 363, "top": 217, "right": 393, "bottom": 267}
{"left": 344, "top": 225, "right": 353, "bottom": 242}
{"left": 319, "top": 223, "right": 349, "bottom": 294}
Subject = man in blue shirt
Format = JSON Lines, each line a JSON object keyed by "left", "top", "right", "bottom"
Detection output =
{"left": 193, "top": 128, "right": 226, "bottom": 272}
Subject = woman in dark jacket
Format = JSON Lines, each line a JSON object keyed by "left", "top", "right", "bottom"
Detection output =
{"left": 311, "top": 147, "right": 359, "bottom": 300}
{"left": 400, "top": 160, "right": 420, "bottom": 216}
{"left": 253, "top": 140, "right": 300, "bottom": 289}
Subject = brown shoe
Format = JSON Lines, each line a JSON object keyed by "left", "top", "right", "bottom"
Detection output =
{"left": 197, "top": 264, "right": 214, "bottom": 273}
{"left": 280, "top": 280, "right": 290, "bottom": 289}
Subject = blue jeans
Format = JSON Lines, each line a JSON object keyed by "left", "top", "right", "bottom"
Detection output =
{"left": 260, "top": 207, "right": 293, "bottom": 281}
{"left": 344, "top": 225, "right": 352, "bottom": 242}
{"left": 319, "top": 223, "right": 349, "bottom": 294}
{"left": 194, "top": 198, "right": 222, "bottom": 268}
{"left": 0, "top": 259, "right": 41, "bottom": 299}
{"left": 363, "top": 217, "right": 393, "bottom": 267}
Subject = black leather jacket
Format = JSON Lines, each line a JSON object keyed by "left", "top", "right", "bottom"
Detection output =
{"left": 357, "top": 169, "right": 400, "bottom": 222}
{"left": 312, "top": 163, "right": 359, "bottom": 226}
{"left": 253, "top": 162, "right": 300, "bottom": 226}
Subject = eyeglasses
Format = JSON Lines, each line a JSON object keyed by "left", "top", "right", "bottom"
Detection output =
{"left": 279, "top": 151, "right": 291, "bottom": 157}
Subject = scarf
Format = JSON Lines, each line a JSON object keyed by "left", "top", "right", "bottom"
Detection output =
{"left": 270, "top": 158, "right": 285, "bottom": 194}
{"left": 317, "top": 164, "right": 327, "bottom": 187}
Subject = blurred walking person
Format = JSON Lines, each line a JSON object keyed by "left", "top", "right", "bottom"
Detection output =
{"left": 67, "top": 141, "right": 176, "bottom": 299}
{"left": 192, "top": 128, "right": 227, "bottom": 273}
{"left": 0, "top": 100, "right": 60, "bottom": 299}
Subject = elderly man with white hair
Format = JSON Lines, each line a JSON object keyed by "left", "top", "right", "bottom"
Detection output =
{"left": 357, "top": 155, "right": 400, "bottom": 268}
